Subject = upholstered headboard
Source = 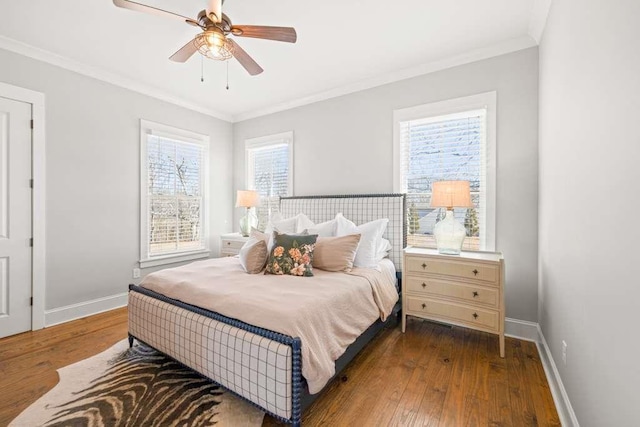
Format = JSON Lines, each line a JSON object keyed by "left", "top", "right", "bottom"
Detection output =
{"left": 279, "top": 194, "right": 406, "bottom": 271}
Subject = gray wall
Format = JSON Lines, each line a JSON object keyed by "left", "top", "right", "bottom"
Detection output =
{"left": 233, "top": 48, "right": 539, "bottom": 322}
{"left": 539, "top": 1, "right": 640, "bottom": 425}
{"left": 0, "top": 48, "right": 233, "bottom": 310}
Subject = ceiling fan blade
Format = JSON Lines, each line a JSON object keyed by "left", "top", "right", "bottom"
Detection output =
{"left": 228, "top": 40, "right": 264, "bottom": 76}
{"left": 169, "top": 39, "right": 198, "bottom": 62}
{"left": 112, "top": 0, "right": 198, "bottom": 25}
{"left": 207, "top": 0, "right": 223, "bottom": 23}
{"left": 230, "top": 25, "right": 297, "bottom": 43}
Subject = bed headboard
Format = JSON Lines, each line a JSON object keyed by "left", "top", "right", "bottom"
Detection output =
{"left": 279, "top": 193, "right": 406, "bottom": 271}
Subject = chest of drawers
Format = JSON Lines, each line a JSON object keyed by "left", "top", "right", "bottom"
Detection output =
{"left": 220, "top": 233, "right": 248, "bottom": 257}
{"left": 402, "top": 247, "right": 505, "bottom": 357}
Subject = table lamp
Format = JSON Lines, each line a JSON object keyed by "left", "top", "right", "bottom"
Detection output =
{"left": 236, "top": 190, "right": 260, "bottom": 237}
{"left": 430, "top": 180, "right": 474, "bottom": 254}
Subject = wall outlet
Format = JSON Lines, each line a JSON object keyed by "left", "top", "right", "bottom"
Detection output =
{"left": 132, "top": 268, "right": 141, "bottom": 279}
{"left": 561, "top": 340, "right": 568, "bottom": 364}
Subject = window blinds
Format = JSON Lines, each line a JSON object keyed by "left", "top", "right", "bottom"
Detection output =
{"left": 399, "top": 109, "right": 486, "bottom": 250}
{"left": 247, "top": 142, "right": 290, "bottom": 230}
{"left": 147, "top": 135, "right": 205, "bottom": 256}
{"left": 249, "top": 143, "right": 290, "bottom": 197}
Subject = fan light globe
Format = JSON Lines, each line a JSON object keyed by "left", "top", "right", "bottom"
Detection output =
{"left": 194, "top": 29, "right": 234, "bottom": 61}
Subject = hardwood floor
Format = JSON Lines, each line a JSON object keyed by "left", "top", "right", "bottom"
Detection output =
{"left": 0, "top": 310, "right": 560, "bottom": 426}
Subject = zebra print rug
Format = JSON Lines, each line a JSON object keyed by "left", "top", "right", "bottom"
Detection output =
{"left": 10, "top": 339, "right": 265, "bottom": 427}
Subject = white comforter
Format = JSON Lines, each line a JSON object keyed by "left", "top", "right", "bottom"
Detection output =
{"left": 139, "top": 257, "right": 398, "bottom": 393}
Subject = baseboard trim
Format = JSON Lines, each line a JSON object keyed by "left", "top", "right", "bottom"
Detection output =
{"left": 505, "top": 317, "right": 539, "bottom": 342}
{"left": 41, "top": 299, "right": 578, "bottom": 426}
{"left": 44, "top": 292, "right": 128, "bottom": 327}
{"left": 506, "top": 318, "right": 579, "bottom": 426}
{"left": 536, "top": 325, "right": 580, "bottom": 427}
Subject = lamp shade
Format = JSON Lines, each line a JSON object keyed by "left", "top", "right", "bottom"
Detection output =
{"left": 430, "top": 181, "right": 474, "bottom": 209}
{"left": 235, "top": 190, "right": 260, "bottom": 208}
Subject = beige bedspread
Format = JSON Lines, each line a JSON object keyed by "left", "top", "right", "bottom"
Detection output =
{"left": 139, "top": 257, "right": 398, "bottom": 393}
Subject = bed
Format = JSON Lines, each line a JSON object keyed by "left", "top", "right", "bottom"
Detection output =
{"left": 127, "top": 193, "right": 406, "bottom": 426}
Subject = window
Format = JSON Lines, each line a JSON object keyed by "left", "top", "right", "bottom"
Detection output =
{"left": 393, "top": 92, "right": 496, "bottom": 251}
{"left": 245, "top": 131, "right": 294, "bottom": 230}
{"left": 140, "top": 120, "right": 210, "bottom": 267}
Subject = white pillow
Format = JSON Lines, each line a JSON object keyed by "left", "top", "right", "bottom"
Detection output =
{"left": 375, "top": 238, "right": 392, "bottom": 262}
{"left": 305, "top": 219, "right": 337, "bottom": 237}
{"left": 264, "top": 214, "right": 299, "bottom": 250}
{"left": 296, "top": 213, "right": 316, "bottom": 233}
{"left": 264, "top": 213, "right": 322, "bottom": 250}
{"left": 265, "top": 215, "right": 297, "bottom": 234}
{"left": 335, "top": 213, "right": 389, "bottom": 268}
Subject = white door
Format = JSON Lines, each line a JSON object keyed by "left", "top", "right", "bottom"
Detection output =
{"left": 0, "top": 96, "right": 32, "bottom": 338}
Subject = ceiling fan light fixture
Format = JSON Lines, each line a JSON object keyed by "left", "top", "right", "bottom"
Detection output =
{"left": 194, "top": 29, "right": 234, "bottom": 61}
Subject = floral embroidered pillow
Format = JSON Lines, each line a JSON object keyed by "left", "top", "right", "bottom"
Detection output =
{"left": 265, "top": 232, "right": 318, "bottom": 276}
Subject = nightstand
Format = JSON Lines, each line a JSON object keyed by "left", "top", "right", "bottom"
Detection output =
{"left": 220, "top": 233, "right": 249, "bottom": 257}
{"left": 402, "top": 247, "right": 505, "bottom": 357}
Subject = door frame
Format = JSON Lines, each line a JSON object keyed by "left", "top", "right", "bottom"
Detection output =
{"left": 0, "top": 82, "right": 46, "bottom": 330}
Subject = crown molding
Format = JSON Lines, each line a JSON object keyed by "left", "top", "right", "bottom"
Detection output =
{"left": 528, "top": 0, "right": 553, "bottom": 44}
{"left": 233, "top": 35, "right": 537, "bottom": 122}
{"left": 0, "top": 35, "right": 234, "bottom": 122}
{"left": 0, "top": 33, "right": 539, "bottom": 124}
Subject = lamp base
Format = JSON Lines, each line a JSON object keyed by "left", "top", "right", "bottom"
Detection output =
{"left": 433, "top": 209, "right": 466, "bottom": 255}
{"left": 239, "top": 209, "right": 257, "bottom": 237}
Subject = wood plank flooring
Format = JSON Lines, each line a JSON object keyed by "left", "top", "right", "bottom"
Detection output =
{"left": 0, "top": 310, "right": 560, "bottom": 426}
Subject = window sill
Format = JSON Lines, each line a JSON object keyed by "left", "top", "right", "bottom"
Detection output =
{"left": 139, "top": 250, "right": 210, "bottom": 269}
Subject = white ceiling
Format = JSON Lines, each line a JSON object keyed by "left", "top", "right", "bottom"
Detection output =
{"left": 0, "top": 1, "right": 544, "bottom": 122}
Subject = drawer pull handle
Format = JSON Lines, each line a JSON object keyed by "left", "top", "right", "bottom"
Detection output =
{"left": 421, "top": 282, "right": 427, "bottom": 288}
{"left": 472, "top": 269, "right": 479, "bottom": 276}
{"left": 227, "top": 242, "right": 231, "bottom": 245}
{"left": 421, "top": 263, "right": 427, "bottom": 269}
{"left": 472, "top": 312, "right": 479, "bottom": 319}
{"left": 472, "top": 291, "right": 479, "bottom": 297}
{"left": 421, "top": 303, "right": 426, "bottom": 309}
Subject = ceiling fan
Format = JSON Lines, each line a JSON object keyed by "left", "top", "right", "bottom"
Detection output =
{"left": 112, "top": 0, "right": 297, "bottom": 76}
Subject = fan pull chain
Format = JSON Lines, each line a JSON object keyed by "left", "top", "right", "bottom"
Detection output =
{"left": 200, "top": 56, "right": 204, "bottom": 82}
{"left": 226, "top": 61, "right": 230, "bottom": 90}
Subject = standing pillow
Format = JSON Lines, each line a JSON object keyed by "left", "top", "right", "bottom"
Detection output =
{"left": 238, "top": 235, "right": 268, "bottom": 274}
{"left": 305, "top": 218, "right": 337, "bottom": 237}
{"left": 264, "top": 214, "right": 308, "bottom": 250}
{"left": 375, "top": 238, "right": 392, "bottom": 262}
{"left": 265, "top": 232, "right": 318, "bottom": 276}
{"left": 335, "top": 213, "right": 389, "bottom": 269}
{"left": 296, "top": 213, "right": 316, "bottom": 233}
{"left": 313, "top": 234, "right": 361, "bottom": 272}
{"left": 264, "top": 214, "right": 298, "bottom": 238}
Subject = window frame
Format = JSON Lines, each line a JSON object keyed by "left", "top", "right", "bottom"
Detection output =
{"left": 139, "top": 119, "right": 210, "bottom": 268}
{"left": 245, "top": 131, "right": 294, "bottom": 196}
{"left": 392, "top": 92, "right": 497, "bottom": 251}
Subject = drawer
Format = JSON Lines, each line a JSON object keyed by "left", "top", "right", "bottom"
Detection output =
{"left": 405, "top": 256, "right": 498, "bottom": 283}
{"left": 405, "top": 276, "right": 498, "bottom": 307}
{"left": 220, "top": 249, "right": 240, "bottom": 257}
{"left": 222, "top": 239, "right": 246, "bottom": 250}
{"left": 406, "top": 296, "right": 499, "bottom": 331}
